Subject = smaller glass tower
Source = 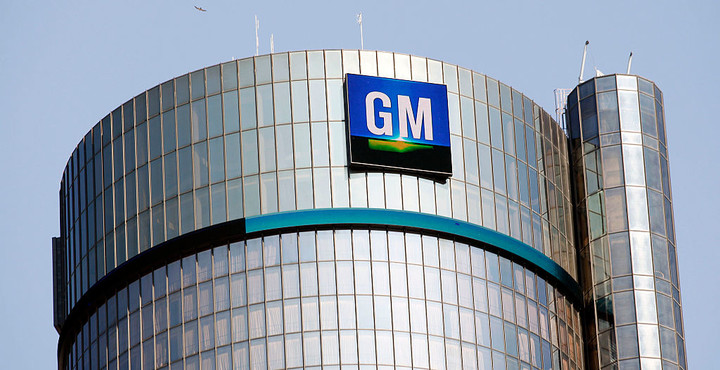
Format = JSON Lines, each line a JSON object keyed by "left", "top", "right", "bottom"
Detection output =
{"left": 567, "top": 74, "right": 686, "bottom": 369}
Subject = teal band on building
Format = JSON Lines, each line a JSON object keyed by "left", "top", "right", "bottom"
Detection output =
{"left": 246, "top": 208, "right": 581, "bottom": 302}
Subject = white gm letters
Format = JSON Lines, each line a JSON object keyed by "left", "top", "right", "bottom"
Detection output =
{"left": 365, "top": 92, "right": 433, "bottom": 140}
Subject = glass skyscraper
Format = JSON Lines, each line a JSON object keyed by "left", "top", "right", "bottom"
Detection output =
{"left": 567, "top": 75, "right": 685, "bottom": 369}
{"left": 52, "top": 50, "right": 684, "bottom": 369}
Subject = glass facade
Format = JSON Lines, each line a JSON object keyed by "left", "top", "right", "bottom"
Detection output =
{"left": 62, "top": 231, "right": 582, "bottom": 370}
{"left": 52, "top": 50, "right": 682, "bottom": 370}
{"left": 55, "top": 50, "right": 575, "bottom": 318}
{"left": 567, "top": 75, "right": 686, "bottom": 369}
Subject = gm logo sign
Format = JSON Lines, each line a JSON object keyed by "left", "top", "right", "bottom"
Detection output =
{"left": 345, "top": 73, "right": 452, "bottom": 177}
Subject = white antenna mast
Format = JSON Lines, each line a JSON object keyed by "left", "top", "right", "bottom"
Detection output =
{"left": 626, "top": 52, "right": 633, "bottom": 74}
{"left": 578, "top": 40, "right": 589, "bottom": 83}
{"left": 255, "top": 15, "right": 259, "bottom": 56}
{"left": 270, "top": 34, "right": 274, "bottom": 53}
{"left": 357, "top": 13, "right": 364, "bottom": 50}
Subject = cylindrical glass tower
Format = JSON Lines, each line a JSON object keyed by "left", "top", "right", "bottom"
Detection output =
{"left": 567, "top": 75, "right": 686, "bottom": 369}
{"left": 53, "top": 50, "right": 585, "bottom": 370}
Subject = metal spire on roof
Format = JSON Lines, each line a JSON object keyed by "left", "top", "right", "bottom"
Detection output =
{"left": 255, "top": 15, "right": 260, "bottom": 56}
{"left": 579, "top": 40, "right": 589, "bottom": 84}
{"left": 357, "top": 13, "right": 364, "bottom": 50}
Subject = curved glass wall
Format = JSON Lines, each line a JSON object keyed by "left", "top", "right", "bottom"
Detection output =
{"left": 63, "top": 230, "right": 583, "bottom": 370}
{"left": 567, "top": 75, "right": 685, "bottom": 369}
{"left": 56, "top": 50, "right": 576, "bottom": 320}
{"left": 55, "top": 50, "right": 582, "bottom": 370}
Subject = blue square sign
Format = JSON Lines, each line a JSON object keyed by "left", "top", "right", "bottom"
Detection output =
{"left": 345, "top": 73, "right": 452, "bottom": 177}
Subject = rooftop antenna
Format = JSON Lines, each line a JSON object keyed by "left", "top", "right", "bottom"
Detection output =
{"left": 626, "top": 52, "right": 633, "bottom": 74}
{"left": 255, "top": 15, "right": 259, "bottom": 56}
{"left": 270, "top": 34, "right": 275, "bottom": 53}
{"left": 578, "top": 40, "right": 589, "bottom": 84}
{"left": 357, "top": 13, "right": 364, "bottom": 50}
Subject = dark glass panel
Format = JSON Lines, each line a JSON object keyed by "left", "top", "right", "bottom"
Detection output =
{"left": 595, "top": 76, "right": 616, "bottom": 92}
{"left": 223, "top": 91, "right": 240, "bottom": 134}
{"left": 256, "top": 54, "right": 273, "bottom": 83}
{"left": 135, "top": 92, "right": 147, "bottom": 124}
{"left": 176, "top": 75, "right": 190, "bottom": 105}
{"left": 580, "top": 96, "right": 598, "bottom": 140}
{"left": 180, "top": 192, "right": 194, "bottom": 234}
{"left": 127, "top": 216, "right": 138, "bottom": 259}
{"left": 578, "top": 80, "right": 595, "bottom": 99}
{"left": 656, "top": 100, "right": 666, "bottom": 145}
{"left": 166, "top": 197, "right": 179, "bottom": 240}
{"left": 112, "top": 108, "right": 122, "bottom": 139}
{"left": 523, "top": 96, "right": 533, "bottom": 123}
{"left": 639, "top": 93, "right": 657, "bottom": 137}
{"left": 643, "top": 148, "right": 662, "bottom": 191}
{"left": 568, "top": 105, "right": 580, "bottom": 142}
{"left": 664, "top": 197, "right": 675, "bottom": 243}
{"left": 206, "top": 65, "right": 221, "bottom": 95}
{"left": 222, "top": 61, "right": 238, "bottom": 91}
{"left": 176, "top": 104, "right": 191, "bottom": 148}
{"left": 489, "top": 107, "right": 503, "bottom": 150}
{"left": 660, "top": 157, "right": 670, "bottom": 197}
{"left": 148, "top": 87, "right": 160, "bottom": 118}
{"left": 124, "top": 128, "right": 135, "bottom": 175}
{"left": 515, "top": 119, "right": 526, "bottom": 163}
{"left": 518, "top": 162, "right": 529, "bottom": 207}
{"left": 137, "top": 164, "right": 149, "bottom": 212}
{"left": 609, "top": 232, "right": 631, "bottom": 275}
{"left": 500, "top": 83, "right": 512, "bottom": 113}
{"left": 162, "top": 80, "right": 175, "bottom": 112}
{"left": 123, "top": 100, "right": 134, "bottom": 132}
{"left": 113, "top": 138, "right": 124, "bottom": 182}
{"left": 486, "top": 78, "right": 499, "bottom": 108}
{"left": 101, "top": 115, "right": 112, "bottom": 147}
{"left": 605, "top": 188, "right": 628, "bottom": 233}
{"left": 651, "top": 235, "right": 670, "bottom": 280}
{"left": 209, "top": 137, "right": 225, "bottom": 184}
{"left": 597, "top": 91, "right": 620, "bottom": 134}
{"left": 165, "top": 152, "right": 178, "bottom": 198}
{"left": 272, "top": 53, "right": 290, "bottom": 82}
{"left": 208, "top": 94, "right": 223, "bottom": 138}
{"left": 616, "top": 325, "right": 638, "bottom": 358}
{"left": 191, "top": 70, "right": 205, "bottom": 100}
{"left": 638, "top": 78, "right": 654, "bottom": 95}
{"left": 163, "top": 110, "right": 176, "bottom": 155}
{"left": 193, "top": 142, "right": 209, "bottom": 188}
{"left": 135, "top": 122, "right": 148, "bottom": 167}
{"left": 239, "top": 58, "right": 255, "bottom": 87}
{"left": 178, "top": 146, "right": 193, "bottom": 194}
{"left": 512, "top": 90, "right": 523, "bottom": 118}
{"left": 148, "top": 116, "right": 162, "bottom": 161}
{"left": 525, "top": 127, "right": 536, "bottom": 169}
{"left": 191, "top": 99, "right": 207, "bottom": 143}
{"left": 125, "top": 172, "right": 137, "bottom": 218}
{"left": 152, "top": 203, "right": 165, "bottom": 246}
{"left": 502, "top": 113, "right": 515, "bottom": 155}
{"left": 195, "top": 186, "right": 210, "bottom": 228}
{"left": 102, "top": 145, "right": 112, "bottom": 189}
{"left": 150, "top": 158, "right": 164, "bottom": 206}
{"left": 567, "top": 89, "right": 577, "bottom": 110}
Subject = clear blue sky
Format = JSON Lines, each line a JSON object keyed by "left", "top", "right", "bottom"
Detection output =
{"left": 1, "top": 1, "right": 717, "bottom": 368}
